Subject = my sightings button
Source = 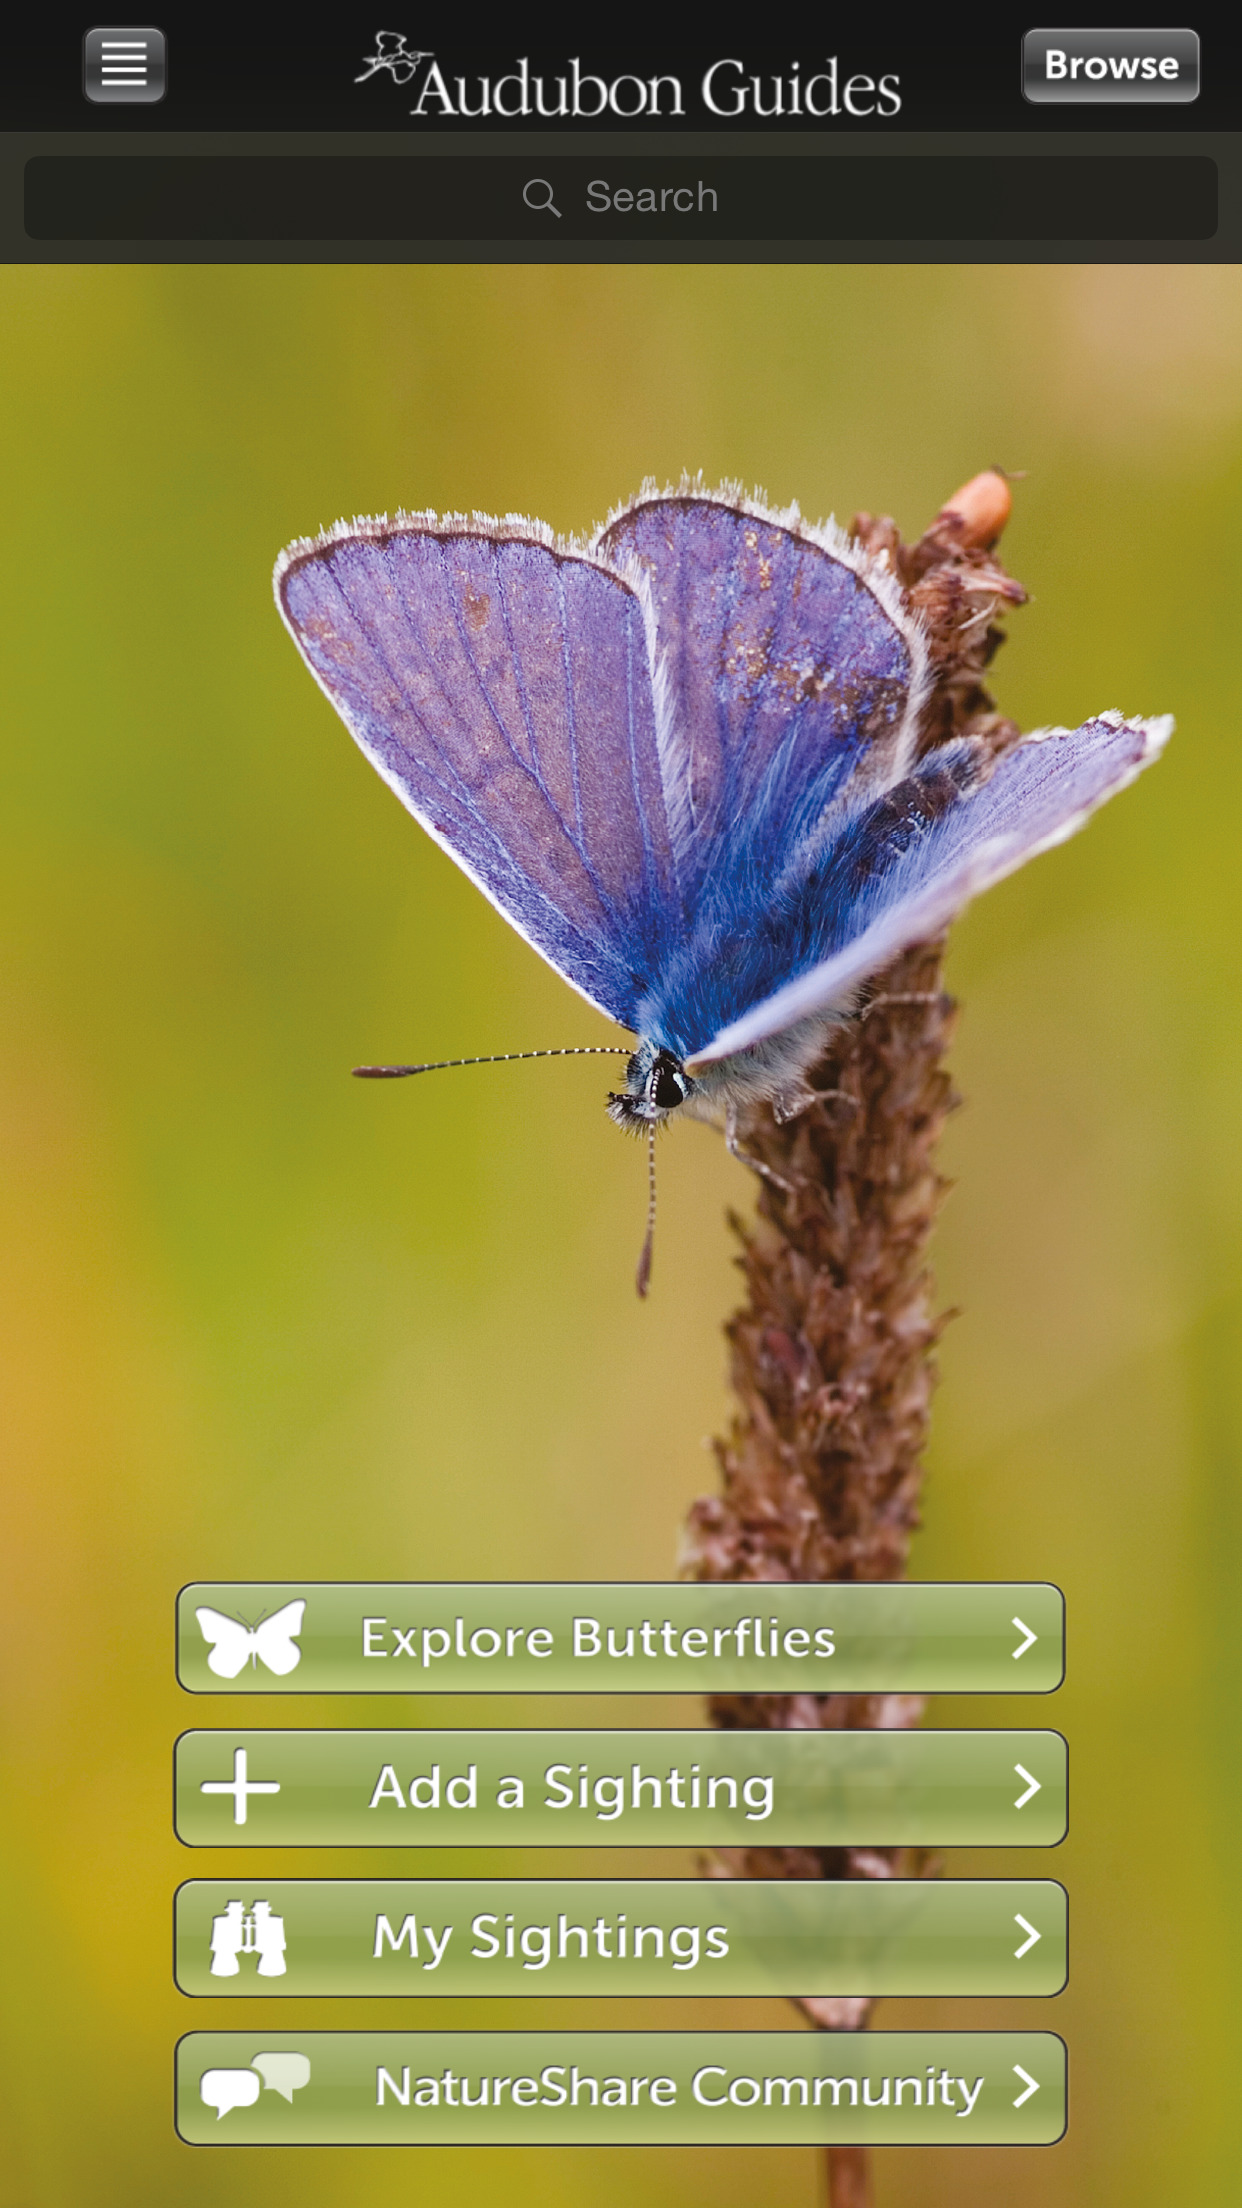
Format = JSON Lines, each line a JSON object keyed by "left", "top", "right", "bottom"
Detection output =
{"left": 1022, "top": 27, "right": 1200, "bottom": 103}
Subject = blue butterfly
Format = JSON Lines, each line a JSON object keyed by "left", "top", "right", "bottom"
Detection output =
{"left": 276, "top": 481, "right": 1169, "bottom": 1277}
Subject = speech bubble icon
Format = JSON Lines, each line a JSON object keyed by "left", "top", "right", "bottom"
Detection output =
{"left": 251, "top": 2051, "right": 312, "bottom": 2102}
{"left": 200, "top": 2068, "right": 261, "bottom": 2119}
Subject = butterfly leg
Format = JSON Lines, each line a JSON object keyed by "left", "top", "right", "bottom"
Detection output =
{"left": 725, "top": 1105, "right": 796, "bottom": 1196}
{"left": 771, "top": 1082, "right": 859, "bottom": 1124}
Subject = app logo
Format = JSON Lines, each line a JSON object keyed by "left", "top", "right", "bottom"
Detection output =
{"left": 356, "top": 33, "right": 433, "bottom": 85}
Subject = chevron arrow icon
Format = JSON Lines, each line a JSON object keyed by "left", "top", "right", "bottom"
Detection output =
{"left": 1013, "top": 1765, "right": 1041, "bottom": 1809}
{"left": 1012, "top": 1617, "right": 1038, "bottom": 1659}
{"left": 1014, "top": 1914, "right": 1040, "bottom": 1958}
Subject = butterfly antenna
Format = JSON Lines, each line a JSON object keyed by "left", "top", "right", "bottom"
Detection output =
{"left": 635, "top": 1121, "right": 657, "bottom": 1299}
{"left": 352, "top": 1047, "right": 631, "bottom": 1078}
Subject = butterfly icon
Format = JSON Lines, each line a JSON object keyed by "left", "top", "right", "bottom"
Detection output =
{"left": 195, "top": 1601, "right": 306, "bottom": 1679}
{"left": 275, "top": 481, "right": 1169, "bottom": 1286}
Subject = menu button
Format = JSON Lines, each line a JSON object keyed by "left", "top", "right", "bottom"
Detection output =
{"left": 83, "top": 26, "right": 167, "bottom": 105}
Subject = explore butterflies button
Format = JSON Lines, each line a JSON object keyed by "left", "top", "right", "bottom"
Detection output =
{"left": 177, "top": 1580, "right": 1066, "bottom": 1694}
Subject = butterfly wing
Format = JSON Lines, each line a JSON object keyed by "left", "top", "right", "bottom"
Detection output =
{"left": 685, "top": 712, "right": 1171, "bottom": 1069}
{"left": 252, "top": 1599, "right": 306, "bottom": 1677}
{"left": 595, "top": 489, "right": 929, "bottom": 909}
{"left": 276, "top": 518, "right": 683, "bottom": 1029}
{"left": 195, "top": 1607, "right": 255, "bottom": 1681}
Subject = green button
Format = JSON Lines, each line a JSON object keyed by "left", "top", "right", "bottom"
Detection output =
{"left": 177, "top": 1581, "right": 1064, "bottom": 1694}
{"left": 174, "top": 1729, "right": 1067, "bottom": 1847}
{"left": 174, "top": 1877, "right": 1067, "bottom": 1997}
{"left": 176, "top": 2030, "right": 1066, "bottom": 2145}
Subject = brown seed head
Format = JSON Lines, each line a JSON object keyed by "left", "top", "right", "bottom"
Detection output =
{"left": 934, "top": 467, "right": 1013, "bottom": 550}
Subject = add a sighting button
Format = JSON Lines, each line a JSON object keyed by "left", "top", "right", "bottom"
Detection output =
{"left": 1022, "top": 28, "right": 1200, "bottom": 104}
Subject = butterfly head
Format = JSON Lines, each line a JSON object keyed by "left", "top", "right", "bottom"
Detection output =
{"left": 607, "top": 1043, "right": 693, "bottom": 1132}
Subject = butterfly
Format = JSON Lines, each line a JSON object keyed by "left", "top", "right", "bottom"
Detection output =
{"left": 195, "top": 1601, "right": 306, "bottom": 1679}
{"left": 275, "top": 481, "right": 1169, "bottom": 1282}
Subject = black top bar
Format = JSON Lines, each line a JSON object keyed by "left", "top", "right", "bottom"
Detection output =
{"left": 1, "top": 34, "right": 1227, "bottom": 133}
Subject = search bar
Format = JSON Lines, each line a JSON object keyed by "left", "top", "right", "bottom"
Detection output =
{"left": 25, "top": 155, "right": 1216, "bottom": 242}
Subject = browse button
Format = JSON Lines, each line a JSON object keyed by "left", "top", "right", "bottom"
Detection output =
{"left": 1023, "top": 28, "right": 1200, "bottom": 103}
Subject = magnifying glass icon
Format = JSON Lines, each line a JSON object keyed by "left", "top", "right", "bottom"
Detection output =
{"left": 523, "top": 178, "right": 562, "bottom": 218}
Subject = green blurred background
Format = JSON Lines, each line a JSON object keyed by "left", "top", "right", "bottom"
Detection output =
{"left": 1, "top": 263, "right": 1239, "bottom": 2205}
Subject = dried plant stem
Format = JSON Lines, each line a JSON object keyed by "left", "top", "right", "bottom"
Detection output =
{"left": 828, "top": 2144, "right": 873, "bottom": 2208}
{"left": 679, "top": 476, "right": 1026, "bottom": 2206}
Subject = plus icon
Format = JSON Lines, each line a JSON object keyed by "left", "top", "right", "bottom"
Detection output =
{"left": 200, "top": 1747, "right": 281, "bottom": 1826}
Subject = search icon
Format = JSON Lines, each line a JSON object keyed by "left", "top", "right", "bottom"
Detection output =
{"left": 523, "top": 177, "right": 562, "bottom": 218}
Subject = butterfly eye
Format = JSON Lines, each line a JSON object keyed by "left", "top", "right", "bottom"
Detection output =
{"left": 650, "top": 1055, "right": 687, "bottom": 1111}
